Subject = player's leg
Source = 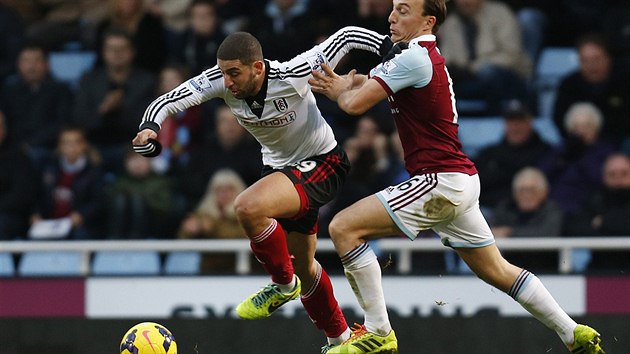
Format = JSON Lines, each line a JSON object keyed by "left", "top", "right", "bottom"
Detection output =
{"left": 287, "top": 231, "right": 350, "bottom": 346}
{"left": 327, "top": 195, "right": 400, "bottom": 354}
{"left": 452, "top": 212, "right": 604, "bottom": 353}
{"left": 234, "top": 171, "right": 302, "bottom": 319}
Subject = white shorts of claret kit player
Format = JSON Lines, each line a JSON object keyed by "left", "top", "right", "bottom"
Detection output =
{"left": 376, "top": 172, "right": 495, "bottom": 248}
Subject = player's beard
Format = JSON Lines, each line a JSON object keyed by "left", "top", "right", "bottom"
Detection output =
{"left": 233, "top": 71, "right": 259, "bottom": 99}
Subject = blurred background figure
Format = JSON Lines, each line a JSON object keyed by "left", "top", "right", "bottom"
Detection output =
{"left": 92, "top": 0, "right": 167, "bottom": 73}
{"left": 153, "top": 64, "right": 203, "bottom": 175}
{"left": 0, "top": 3, "right": 24, "bottom": 83}
{"left": 169, "top": 0, "right": 226, "bottom": 75}
{"left": 490, "top": 167, "right": 563, "bottom": 272}
{"left": 438, "top": 0, "right": 532, "bottom": 115}
{"left": 553, "top": 33, "right": 630, "bottom": 147}
{"left": 0, "top": 43, "right": 74, "bottom": 168}
{"left": 564, "top": 153, "right": 630, "bottom": 273}
{"left": 243, "top": 0, "right": 316, "bottom": 61}
{"left": 30, "top": 126, "right": 104, "bottom": 240}
{"left": 105, "top": 149, "right": 173, "bottom": 239}
{"left": 474, "top": 100, "right": 552, "bottom": 211}
{"left": 539, "top": 102, "right": 615, "bottom": 231}
{"left": 0, "top": 110, "right": 37, "bottom": 240}
{"left": 73, "top": 28, "right": 156, "bottom": 176}
{"left": 178, "top": 168, "right": 247, "bottom": 273}
{"left": 180, "top": 104, "right": 261, "bottom": 209}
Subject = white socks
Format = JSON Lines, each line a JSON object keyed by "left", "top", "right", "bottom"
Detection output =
{"left": 275, "top": 274, "right": 297, "bottom": 293}
{"left": 513, "top": 270, "right": 577, "bottom": 346}
{"left": 342, "top": 243, "right": 391, "bottom": 335}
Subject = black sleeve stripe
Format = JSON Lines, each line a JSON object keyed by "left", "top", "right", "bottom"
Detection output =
{"left": 322, "top": 29, "right": 384, "bottom": 58}
{"left": 144, "top": 87, "right": 193, "bottom": 124}
{"left": 204, "top": 67, "right": 223, "bottom": 81}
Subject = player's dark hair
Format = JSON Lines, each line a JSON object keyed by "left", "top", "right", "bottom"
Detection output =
{"left": 217, "top": 32, "right": 263, "bottom": 65}
{"left": 423, "top": 0, "right": 447, "bottom": 34}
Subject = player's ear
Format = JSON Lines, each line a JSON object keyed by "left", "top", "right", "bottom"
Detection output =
{"left": 253, "top": 60, "right": 265, "bottom": 75}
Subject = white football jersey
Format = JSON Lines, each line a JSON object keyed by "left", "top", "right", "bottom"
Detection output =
{"left": 140, "top": 26, "right": 388, "bottom": 168}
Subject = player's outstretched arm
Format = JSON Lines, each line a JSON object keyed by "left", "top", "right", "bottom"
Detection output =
{"left": 310, "top": 64, "right": 388, "bottom": 116}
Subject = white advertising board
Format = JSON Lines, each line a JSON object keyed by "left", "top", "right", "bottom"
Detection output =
{"left": 86, "top": 276, "right": 585, "bottom": 319}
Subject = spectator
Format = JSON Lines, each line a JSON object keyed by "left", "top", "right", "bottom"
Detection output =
{"left": 105, "top": 148, "right": 173, "bottom": 239}
{"left": 180, "top": 104, "right": 262, "bottom": 206}
{"left": 0, "top": 4, "right": 24, "bottom": 84}
{"left": 153, "top": 64, "right": 203, "bottom": 175}
{"left": 145, "top": 0, "right": 192, "bottom": 35}
{"left": 243, "top": 0, "right": 317, "bottom": 61}
{"left": 30, "top": 126, "right": 105, "bottom": 239}
{"left": 438, "top": 0, "right": 532, "bottom": 114}
{"left": 474, "top": 100, "right": 552, "bottom": 209}
{"left": 93, "top": 0, "right": 168, "bottom": 73}
{"left": 73, "top": 28, "right": 156, "bottom": 175}
{"left": 539, "top": 102, "right": 615, "bottom": 228}
{"left": 178, "top": 168, "right": 247, "bottom": 273}
{"left": 0, "top": 110, "right": 37, "bottom": 240}
{"left": 553, "top": 33, "right": 630, "bottom": 146}
{"left": 1, "top": 43, "right": 74, "bottom": 167}
{"left": 491, "top": 167, "right": 563, "bottom": 272}
{"left": 170, "top": 0, "right": 226, "bottom": 75}
{"left": 565, "top": 153, "right": 630, "bottom": 273}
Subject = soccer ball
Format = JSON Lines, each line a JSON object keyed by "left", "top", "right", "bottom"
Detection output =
{"left": 120, "top": 322, "right": 177, "bottom": 354}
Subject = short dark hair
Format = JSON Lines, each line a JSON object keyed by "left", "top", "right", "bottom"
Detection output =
{"left": 217, "top": 32, "right": 263, "bottom": 65}
{"left": 576, "top": 32, "right": 610, "bottom": 55}
{"left": 423, "top": 0, "right": 447, "bottom": 34}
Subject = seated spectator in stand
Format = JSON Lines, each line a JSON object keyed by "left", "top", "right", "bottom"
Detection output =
{"left": 491, "top": 167, "right": 563, "bottom": 272}
{"left": 0, "top": 110, "right": 37, "bottom": 240}
{"left": 438, "top": 0, "right": 532, "bottom": 115}
{"left": 243, "top": 0, "right": 317, "bottom": 62}
{"left": 30, "top": 126, "right": 105, "bottom": 239}
{"left": 539, "top": 102, "right": 615, "bottom": 229}
{"left": 93, "top": 0, "right": 168, "bottom": 73}
{"left": 170, "top": 0, "right": 226, "bottom": 75}
{"left": 153, "top": 64, "right": 203, "bottom": 175}
{"left": 178, "top": 168, "right": 247, "bottom": 273}
{"left": 73, "top": 28, "right": 156, "bottom": 175}
{"left": 181, "top": 104, "right": 262, "bottom": 205}
{"left": 474, "top": 100, "right": 552, "bottom": 210}
{"left": 105, "top": 149, "right": 173, "bottom": 239}
{"left": 565, "top": 153, "right": 630, "bottom": 273}
{"left": 553, "top": 33, "right": 630, "bottom": 147}
{"left": 0, "top": 4, "right": 24, "bottom": 84}
{"left": 0, "top": 44, "right": 74, "bottom": 168}
{"left": 0, "top": 43, "right": 74, "bottom": 167}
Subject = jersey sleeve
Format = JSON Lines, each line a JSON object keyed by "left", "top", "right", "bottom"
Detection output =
{"left": 139, "top": 66, "right": 225, "bottom": 131}
{"left": 281, "top": 26, "right": 389, "bottom": 96}
{"left": 370, "top": 44, "right": 433, "bottom": 95}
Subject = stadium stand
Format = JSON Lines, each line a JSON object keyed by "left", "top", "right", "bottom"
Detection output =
{"left": 163, "top": 251, "right": 201, "bottom": 275}
{"left": 91, "top": 250, "right": 161, "bottom": 276}
{"left": 18, "top": 251, "right": 83, "bottom": 277}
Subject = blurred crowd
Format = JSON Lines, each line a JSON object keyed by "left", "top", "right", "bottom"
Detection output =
{"left": 0, "top": 0, "right": 629, "bottom": 274}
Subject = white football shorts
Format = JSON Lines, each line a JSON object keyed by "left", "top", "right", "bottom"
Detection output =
{"left": 376, "top": 172, "right": 495, "bottom": 248}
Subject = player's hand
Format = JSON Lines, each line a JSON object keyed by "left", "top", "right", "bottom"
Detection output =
{"left": 132, "top": 129, "right": 162, "bottom": 157}
{"left": 309, "top": 64, "right": 355, "bottom": 101}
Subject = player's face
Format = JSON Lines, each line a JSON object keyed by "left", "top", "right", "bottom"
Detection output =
{"left": 389, "top": 0, "right": 433, "bottom": 42}
{"left": 218, "top": 59, "right": 263, "bottom": 99}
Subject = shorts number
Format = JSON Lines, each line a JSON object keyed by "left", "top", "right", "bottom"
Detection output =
{"left": 294, "top": 160, "right": 317, "bottom": 173}
{"left": 396, "top": 177, "right": 421, "bottom": 191}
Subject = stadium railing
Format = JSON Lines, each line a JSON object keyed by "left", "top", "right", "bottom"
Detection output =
{"left": 2, "top": 237, "right": 629, "bottom": 276}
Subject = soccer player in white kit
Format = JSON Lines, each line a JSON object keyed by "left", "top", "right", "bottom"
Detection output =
{"left": 309, "top": 0, "right": 605, "bottom": 353}
{"left": 133, "top": 27, "right": 393, "bottom": 350}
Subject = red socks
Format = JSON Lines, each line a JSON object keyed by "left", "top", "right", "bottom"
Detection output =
{"left": 249, "top": 219, "right": 294, "bottom": 284}
{"left": 301, "top": 264, "right": 347, "bottom": 338}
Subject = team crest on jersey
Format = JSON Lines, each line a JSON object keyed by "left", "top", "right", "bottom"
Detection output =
{"left": 307, "top": 53, "right": 326, "bottom": 72}
{"left": 188, "top": 75, "right": 211, "bottom": 93}
{"left": 273, "top": 98, "right": 288, "bottom": 112}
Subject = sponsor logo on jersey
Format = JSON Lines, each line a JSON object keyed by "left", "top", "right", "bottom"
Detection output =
{"left": 273, "top": 98, "right": 288, "bottom": 112}
{"left": 241, "top": 111, "right": 297, "bottom": 127}
{"left": 188, "top": 75, "right": 211, "bottom": 93}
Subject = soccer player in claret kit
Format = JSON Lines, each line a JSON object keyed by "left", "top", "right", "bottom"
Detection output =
{"left": 309, "top": 0, "right": 606, "bottom": 353}
{"left": 132, "top": 27, "right": 394, "bottom": 351}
